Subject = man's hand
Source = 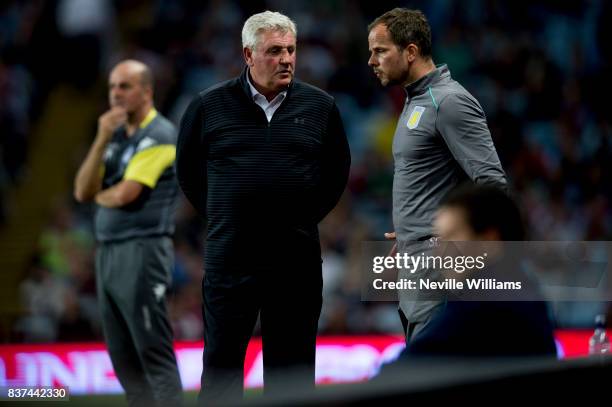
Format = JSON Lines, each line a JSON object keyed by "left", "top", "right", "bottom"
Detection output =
{"left": 385, "top": 231, "right": 397, "bottom": 257}
{"left": 97, "top": 107, "right": 127, "bottom": 144}
{"left": 74, "top": 107, "right": 127, "bottom": 202}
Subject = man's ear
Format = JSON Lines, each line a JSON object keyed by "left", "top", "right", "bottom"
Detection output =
{"left": 404, "top": 43, "right": 419, "bottom": 63}
{"left": 243, "top": 47, "right": 254, "bottom": 66}
{"left": 144, "top": 85, "right": 153, "bottom": 100}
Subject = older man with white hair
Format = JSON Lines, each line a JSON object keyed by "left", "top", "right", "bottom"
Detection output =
{"left": 176, "top": 11, "right": 351, "bottom": 402}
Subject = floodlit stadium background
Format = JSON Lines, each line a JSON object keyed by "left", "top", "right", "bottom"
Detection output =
{"left": 0, "top": 0, "right": 611, "bottom": 397}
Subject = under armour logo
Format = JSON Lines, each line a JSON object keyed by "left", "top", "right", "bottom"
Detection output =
{"left": 153, "top": 283, "right": 166, "bottom": 301}
{"left": 294, "top": 117, "right": 305, "bottom": 124}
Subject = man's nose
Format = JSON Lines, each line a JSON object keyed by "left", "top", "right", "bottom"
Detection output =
{"left": 279, "top": 50, "right": 292, "bottom": 65}
{"left": 368, "top": 54, "right": 377, "bottom": 66}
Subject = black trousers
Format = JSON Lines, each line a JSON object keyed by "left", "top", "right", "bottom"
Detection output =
{"left": 96, "top": 237, "right": 183, "bottom": 407}
{"left": 199, "top": 255, "right": 323, "bottom": 403}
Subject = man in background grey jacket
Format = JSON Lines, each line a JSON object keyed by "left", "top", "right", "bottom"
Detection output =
{"left": 367, "top": 8, "right": 507, "bottom": 341}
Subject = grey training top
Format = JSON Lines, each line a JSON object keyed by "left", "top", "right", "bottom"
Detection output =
{"left": 95, "top": 113, "right": 179, "bottom": 242}
{"left": 392, "top": 64, "right": 507, "bottom": 242}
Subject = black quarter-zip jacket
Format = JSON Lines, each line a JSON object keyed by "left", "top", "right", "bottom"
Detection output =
{"left": 176, "top": 69, "right": 351, "bottom": 272}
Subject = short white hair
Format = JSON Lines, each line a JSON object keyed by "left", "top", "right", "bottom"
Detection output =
{"left": 241, "top": 11, "right": 297, "bottom": 51}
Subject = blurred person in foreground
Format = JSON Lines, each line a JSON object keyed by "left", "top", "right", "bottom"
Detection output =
{"left": 176, "top": 10, "right": 350, "bottom": 403}
{"left": 367, "top": 8, "right": 508, "bottom": 341}
{"left": 397, "top": 185, "right": 557, "bottom": 358}
{"left": 74, "top": 60, "right": 182, "bottom": 406}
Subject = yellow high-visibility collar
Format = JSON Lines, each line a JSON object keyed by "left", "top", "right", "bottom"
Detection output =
{"left": 139, "top": 108, "right": 158, "bottom": 129}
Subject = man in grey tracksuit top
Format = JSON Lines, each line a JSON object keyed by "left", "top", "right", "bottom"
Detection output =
{"left": 368, "top": 8, "right": 507, "bottom": 340}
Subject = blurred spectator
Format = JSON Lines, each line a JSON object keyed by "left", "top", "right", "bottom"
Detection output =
{"left": 56, "top": 0, "right": 115, "bottom": 88}
{"left": 394, "top": 185, "right": 557, "bottom": 358}
{"left": 38, "top": 199, "right": 93, "bottom": 279}
{"left": 14, "top": 254, "right": 69, "bottom": 342}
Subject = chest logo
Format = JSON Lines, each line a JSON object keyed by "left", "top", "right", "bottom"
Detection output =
{"left": 407, "top": 106, "right": 426, "bottom": 129}
{"left": 137, "top": 136, "right": 155, "bottom": 152}
{"left": 103, "top": 143, "right": 118, "bottom": 162}
{"left": 120, "top": 145, "right": 135, "bottom": 167}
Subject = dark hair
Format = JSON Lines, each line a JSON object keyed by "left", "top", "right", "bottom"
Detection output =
{"left": 442, "top": 184, "right": 526, "bottom": 240}
{"left": 368, "top": 8, "right": 432, "bottom": 58}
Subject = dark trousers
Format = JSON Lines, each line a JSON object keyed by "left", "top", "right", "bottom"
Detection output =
{"left": 96, "top": 237, "right": 183, "bottom": 407}
{"left": 199, "top": 256, "right": 322, "bottom": 403}
{"left": 399, "top": 303, "right": 445, "bottom": 343}
{"left": 397, "top": 239, "right": 445, "bottom": 342}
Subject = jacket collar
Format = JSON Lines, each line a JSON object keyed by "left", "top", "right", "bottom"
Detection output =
{"left": 239, "top": 66, "right": 294, "bottom": 101}
{"left": 404, "top": 64, "right": 450, "bottom": 98}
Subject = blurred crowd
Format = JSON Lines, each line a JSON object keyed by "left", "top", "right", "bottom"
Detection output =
{"left": 2, "top": 0, "right": 611, "bottom": 342}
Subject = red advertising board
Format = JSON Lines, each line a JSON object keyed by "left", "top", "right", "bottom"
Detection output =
{"left": 0, "top": 331, "right": 599, "bottom": 394}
